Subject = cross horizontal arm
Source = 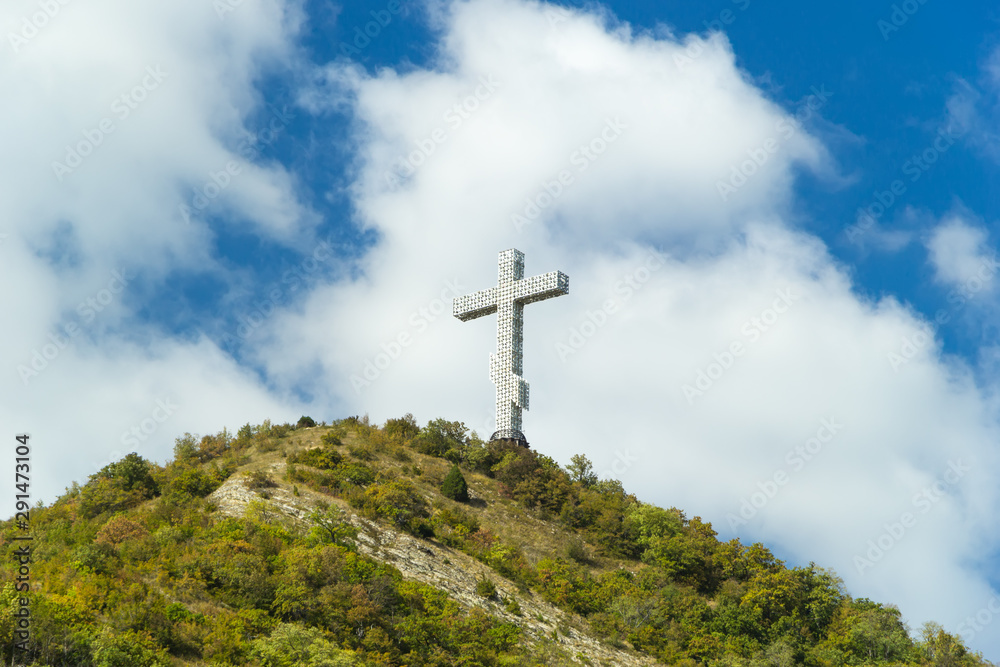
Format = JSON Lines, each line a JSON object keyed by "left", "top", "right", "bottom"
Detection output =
{"left": 514, "top": 271, "right": 570, "bottom": 305}
{"left": 453, "top": 287, "right": 498, "bottom": 321}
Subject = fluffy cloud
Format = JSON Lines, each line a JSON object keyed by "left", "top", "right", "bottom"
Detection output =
{"left": 0, "top": 0, "right": 310, "bottom": 500}
{"left": 926, "top": 213, "right": 997, "bottom": 290}
{"left": 945, "top": 45, "right": 1000, "bottom": 161}
{"left": 3, "top": 0, "right": 999, "bottom": 658}
{"left": 273, "top": 0, "right": 832, "bottom": 384}
{"left": 259, "top": 0, "right": 1000, "bottom": 656}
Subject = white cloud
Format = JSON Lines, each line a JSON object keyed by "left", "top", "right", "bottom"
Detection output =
{"left": 945, "top": 45, "right": 1000, "bottom": 161}
{"left": 3, "top": 0, "right": 999, "bottom": 659}
{"left": 253, "top": 0, "right": 1000, "bottom": 657}
{"left": 0, "top": 0, "right": 310, "bottom": 501}
{"left": 926, "top": 213, "right": 997, "bottom": 291}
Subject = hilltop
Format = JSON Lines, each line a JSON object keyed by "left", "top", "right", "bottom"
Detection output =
{"left": 0, "top": 415, "right": 992, "bottom": 667}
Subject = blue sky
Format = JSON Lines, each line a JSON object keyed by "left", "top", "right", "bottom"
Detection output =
{"left": 4, "top": 0, "right": 1000, "bottom": 657}
{"left": 159, "top": 0, "right": 1000, "bottom": 370}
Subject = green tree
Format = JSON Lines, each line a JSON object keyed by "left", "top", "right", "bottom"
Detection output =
{"left": 79, "top": 454, "right": 160, "bottom": 518}
{"left": 172, "top": 433, "right": 198, "bottom": 462}
{"left": 237, "top": 422, "right": 255, "bottom": 444}
{"left": 919, "top": 621, "right": 983, "bottom": 667}
{"left": 567, "top": 454, "right": 598, "bottom": 487}
{"left": 91, "top": 628, "right": 170, "bottom": 667}
{"left": 354, "top": 480, "right": 428, "bottom": 529}
{"left": 475, "top": 574, "right": 497, "bottom": 599}
{"left": 169, "top": 465, "right": 223, "bottom": 497}
{"left": 384, "top": 413, "right": 420, "bottom": 441}
{"left": 818, "top": 598, "right": 913, "bottom": 663}
{"left": 441, "top": 465, "right": 469, "bottom": 502}
{"left": 96, "top": 453, "right": 159, "bottom": 495}
{"left": 625, "top": 504, "right": 720, "bottom": 589}
{"left": 297, "top": 415, "right": 317, "bottom": 428}
{"left": 251, "top": 622, "right": 359, "bottom": 666}
{"left": 412, "top": 418, "right": 468, "bottom": 458}
{"left": 308, "top": 505, "right": 358, "bottom": 546}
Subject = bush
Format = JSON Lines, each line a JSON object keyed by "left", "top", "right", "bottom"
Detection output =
{"left": 296, "top": 416, "right": 317, "bottom": 428}
{"left": 353, "top": 480, "right": 428, "bottom": 530}
{"left": 246, "top": 471, "right": 277, "bottom": 489}
{"left": 71, "top": 542, "right": 117, "bottom": 574}
{"left": 475, "top": 574, "right": 497, "bottom": 599}
{"left": 566, "top": 538, "right": 591, "bottom": 564}
{"left": 384, "top": 413, "right": 420, "bottom": 442}
{"left": 432, "top": 505, "right": 480, "bottom": 534}
{"left": 504, "top": 596, "right": 522, "bottom": 616}
{"left": 441, "top": 465, "right": 469, "bottom": 502}
{"left": 169, "top": 466, "right": 224, "bottom": 498}
{"left": 412, "top": 418, "right": 468, "bottom": 459}
{"left": 95, "top": 453, "right": 159, "bottom": 495}
{"left": 79, "top": 453, "right": 161, "bottom": 519}
{"left": 91, "top": 628, "right": 170, "bottom": 667}
{"left": 78, "top": 478, "right": 150, "bottom": 519}
{"left": 334, "top": 462, "right": 376, "bottom": 487}
{"left": 165, "top": 602, "right": 204, "bottom": 624}
{"left": 347, "top": 444, "right": 375, "bottom": 461}
{"left": 289, "top": 447, "right": 343, "bottom": 470}
{"left": 173, "top": 433, "right": 198, "bottom": 462}
{"left": 96, "top": 516, "right": 150, "bottom": 547}
{"left": 251, "top": 622, "right": 358, "bottom": 666}
{"left": 321, "top": 432, "right": 343, "bottom": 447}
{"left": 308, "top": 506, "right": 358, "bottom": 546}
{"left": 236, "top": 422, "right": 255, "bottom": 446}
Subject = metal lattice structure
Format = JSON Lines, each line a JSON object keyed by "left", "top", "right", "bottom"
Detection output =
{"left": 454, "top": 249, "right": 569, "bottom": 444}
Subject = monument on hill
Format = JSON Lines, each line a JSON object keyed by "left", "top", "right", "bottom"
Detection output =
{"left": 453, "top": 249, "right": 569, "bottom": 445}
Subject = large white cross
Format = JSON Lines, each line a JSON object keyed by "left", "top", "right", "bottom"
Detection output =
{"left": 453, "top": 249, "right": 569, "bottom": 443}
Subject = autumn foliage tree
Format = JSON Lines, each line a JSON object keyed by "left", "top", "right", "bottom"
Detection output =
{"left": 95, "top": 515, "right": 150, "bottom": 547}
{"left": 0, "top": 418, "right": 992, "bottom": 667}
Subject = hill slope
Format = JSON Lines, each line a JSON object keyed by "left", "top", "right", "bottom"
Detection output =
{"left": 0, "top": 415, "right": 992, "bottom": 667}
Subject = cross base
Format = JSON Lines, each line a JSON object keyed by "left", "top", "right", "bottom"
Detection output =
{"left": 489, "top": 429, "right": 529, "bottom": 447}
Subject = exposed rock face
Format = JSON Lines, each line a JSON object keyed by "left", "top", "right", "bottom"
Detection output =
{"left": 209, "top": 474, "right": 656, "bottom": 666}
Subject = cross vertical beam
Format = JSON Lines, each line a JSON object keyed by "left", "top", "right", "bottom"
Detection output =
{"left": 454, "top": 249, "right": 569, "bottom": 444}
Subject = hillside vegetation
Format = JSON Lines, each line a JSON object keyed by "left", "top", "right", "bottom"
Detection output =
{"left": 0, "top": 415, "right": 991, "bottom": 667}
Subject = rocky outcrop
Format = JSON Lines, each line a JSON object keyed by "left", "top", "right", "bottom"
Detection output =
{"left": 209, "top": 473, "right": 657, "bottom": 666}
